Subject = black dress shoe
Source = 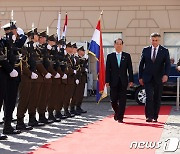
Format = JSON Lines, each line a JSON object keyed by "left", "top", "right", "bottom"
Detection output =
{"left": 76, "top": 107, "right": 87, "bottom": 114}
{"left": 3, "top": 127, "right": 21, "bottom": 134}
{"left": 0, "top": 133, "right": 8, "bottom": 140}
{"left": 16, "top": 123, "right": 33, "bottom": 131}
{"left": 118, "top": 119, "right": 124, "bottom": 123}
{"left": 55, "top": 111, "right": 67, "bottom": 119}
{"left": 153, "top": 119, "right": 158, "bottom": 122}
{"left": 39, "top": 116, "right": 54, "bottom": 124}
{"left": 146, "top": 118, "right": 153, "bottom": 122}
{"left": 64, "top": 110, "right": 75, "bottom": 118}
{"left": 114, "top": 114, "right": 118, "bottom": 121}
{"left": 28, "top": 117, "right": 45, "bottom": 127}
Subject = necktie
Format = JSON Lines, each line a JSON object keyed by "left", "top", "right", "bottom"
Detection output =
{"left": 152, "top": 48, "right": 156, "bottom": 62}
{"left": 117, "top": 53, "right": 121, "bottom": 67}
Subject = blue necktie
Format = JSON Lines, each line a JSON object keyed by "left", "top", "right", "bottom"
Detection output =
{"left": 117, "top": 53, "right": 121, "bottom": 67}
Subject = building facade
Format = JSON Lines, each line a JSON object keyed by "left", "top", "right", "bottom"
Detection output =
{"left": 0, "top": 0, "right": 180, "bottom": 89}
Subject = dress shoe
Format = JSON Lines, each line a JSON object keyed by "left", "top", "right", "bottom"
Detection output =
{"left": 0, "top": 133, "right": 8, "bottom": 140}
{"left": 55, "top": 111, "right": 67, "bottom": 119}
{"left": 64, "top": 110, "right": 75, "bottom": 118}
{"left": 28, "top": 117, "right": 45, "bottom": 127}
{"left": 114, "top": 114, "right": 118, "bottom": 121}
{"left": 16, "top": 123, "right": 33, "bottom": 130}
{"left": 3, "top": 127, "right": 21, "bottom": 134}
{"left": 118, "top": 119, "right": 124, "bottom": 123}
{"left": 76, "top": 107, "right": 87, "bottom": 114}
{"left": 146, "top": 118, "right": 153, "bottom": 122}
{"left": 153, "top": 119, "right": 158, "bottom": 122}
{"left": 39, "top": 114, "right": 54, "bottom": 124}
{"left": 48, "top": 112, "right": 61, "bottom": 122}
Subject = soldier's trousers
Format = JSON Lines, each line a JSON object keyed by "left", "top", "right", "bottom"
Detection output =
{"left": 0, "top": 68, "right": 7, "bottom": 112}
{"left": 5, "top": 74, "right": 20, "bottom": 122}
{"left": 76, "top": 82, "right": 85, "bottom": 107}
{"left": 54, "top": 82, "right": 65, "bottom": 112}
{"left": 37, "top": 78, "right": 52, "bottom": 114}
{"left": 71, "top": 82, "right": 85, "bottom": 108}
{"left": 63, "top": 84, "right": 76, "bottom": 110}
{"left": 28, "top": 81, "right": 42, "bottom": 116}
{"left": 17, "top": 79, "right": 31, "bottom": 119}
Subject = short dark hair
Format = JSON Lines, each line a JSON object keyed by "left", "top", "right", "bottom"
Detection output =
{"left": 150, "top": 32, "right": 161, "bottom": 38}
{"left": 114, "top": 38, "right": 124, "bottom": 45}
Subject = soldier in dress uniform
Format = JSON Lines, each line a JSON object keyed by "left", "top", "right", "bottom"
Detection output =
{"left": 71, "top": 46, "right": 87, "bottom": 114}
{"left": 70, "top": 43, "right": 81, "bottom": 115}
{"left": 16, "top": 43, "right": 35, "bottom": 130}
{"left": 1, "top": 21, "right": 25, "bottom": 134}
{"left": 54, "top": 39, "right": 68, "bottom": 120}
{"left": 26, "top": 28, "right": 46, "bottom": 127}
{"left": 62, "top": 42, "right": 77, "bottom": 118}
{"left": 0, "top": 35, "right": 10, "bottom": 139}
{"left": 37, "top": 34, "right": 58, "bottom": 123}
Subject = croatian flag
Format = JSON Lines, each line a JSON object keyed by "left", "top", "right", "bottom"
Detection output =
{"left": 57, "top": 12, "right": 61, "bottom": 41}
{"left": 61, "top": 12, "right": 68, "bottom": 39}
{"left": 89, "top": 19, "right": 107, "bottom": 103}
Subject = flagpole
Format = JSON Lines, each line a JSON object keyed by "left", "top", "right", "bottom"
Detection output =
{"left": 99, "top": 10, "right": 103, "bottom": 20}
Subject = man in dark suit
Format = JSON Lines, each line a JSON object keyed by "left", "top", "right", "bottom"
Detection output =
{"left": 139, "top": 33, "right": 170, "bottom": 122}
{"left": 106, "top": 38, "right": 133, "bottom": 123}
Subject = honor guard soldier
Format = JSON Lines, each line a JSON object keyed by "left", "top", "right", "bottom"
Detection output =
{"left": 1, "top": 21, "right": 25, "bottom": 134}
{"left": 71, "top": 46, "right": 87, "bottom": 114}
{"left": 62, "top": 42, "right": 77, "bottom": 118}
{"left": 0, "top": 35, "right": 9, "bottom": 139}
{"left": 70, "top": 43, "right": 81, "bottom": 115}
{"left": 26, "top": 28, "right": 46, "bottom": 127}
{"left": 37, "top": 34, "right": 57, "bottom": 124}
{"left": 54, "top": 39, "right": 68, "bottom": 120}
{"left": 46, "top": 36, "right": 65, "bottom": 122}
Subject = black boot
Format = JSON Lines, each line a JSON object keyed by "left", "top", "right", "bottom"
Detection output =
{"left": 39, "top": 113, "right": 54, "bottom": 124}
{"left": 16, "top": 118, "right": 33, "bottom": 130}
{"left": 28, "top": 114, "right": 45, "bottom": 127}
{"left": 0, "top": 133, "right": 8, "bottom": 140}
{"left": 55, "top": 111, "right": 67, "bottom": 119}
{"left": 76, "top": 106, "right": 87, "bottom": 114}
{"left": 48, "top": 112, "right": 61, "bottom": 122}
{"left": 70, "top": 107, "right": 81, "bottom": 115}
{"left": 3, "top": 121, "right": 21, "bottom": 134}
{"left": 64, "top": 109, "right": 75, "bottom": 118}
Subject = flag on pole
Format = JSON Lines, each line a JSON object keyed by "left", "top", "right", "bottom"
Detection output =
{"left": 61, "top": 12, "right": 68, "bottom": 39}
{"left": 89, "top": 11, "right": 107, "bottom": 103}
{"left": 57, "top": 12, "right": 61, "bottom": 41}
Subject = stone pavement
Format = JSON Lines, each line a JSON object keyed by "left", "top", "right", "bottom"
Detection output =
{"left": 0, "top": 97, "right": 179, "bottom": 154}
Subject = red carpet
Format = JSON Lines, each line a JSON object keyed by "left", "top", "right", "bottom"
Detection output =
{"left": 30, "top": 106, "right": 171, "bottom": 154}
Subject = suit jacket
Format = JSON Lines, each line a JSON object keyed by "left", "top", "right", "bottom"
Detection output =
{"left": 139, "top": 45, "right": 170, "bottom": 83}
{"left": 106, "top": 51, "right": 133, "bottom": 88}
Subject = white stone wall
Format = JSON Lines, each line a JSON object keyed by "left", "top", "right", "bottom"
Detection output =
{"left": 0, "top": 0, "right": 180, "bottom": 89}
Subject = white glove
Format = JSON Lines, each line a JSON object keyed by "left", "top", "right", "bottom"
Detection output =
{"left": 17, "top": 27, "right": 24, "bottom": 35}
{"left": 85, "top": 68, "right": 88, "bottom": 72}
{"left": 62, "top": 73, "right": 67, "bottom": 79}
{"left": 31, "top": 72, "right": 38, "bottom": 79}
{"left": 54, "top": 73, "right": 60, "bottom": 78}
{"left": 12, "top": 35, "right": 16, "bottom": 42}
{"left": 83, "top": 54, "right": 88, "bottom": 60}
{"left": 10, "top": 69, "right": 18, "bottom": 77}
{"left": 73, "top": 70, "right": 77, "bottom": 74}
{"left": 45, "top": 73, "right": 52, "bottom": 79}
{"left": 47, "top": 44, "right": 52, "bottom": 50}
{"left": 177, "top": 66, "right": 180, "bottom": 71}
{"left": 75, "top": 79, "right": 79, "bottom": 85}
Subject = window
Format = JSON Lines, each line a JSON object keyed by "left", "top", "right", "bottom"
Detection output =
{"left": 164, "top": 32, "right": 180, "bottom": 64}
{"left": 102, "top": 32, "right": 122, "bottom": 61}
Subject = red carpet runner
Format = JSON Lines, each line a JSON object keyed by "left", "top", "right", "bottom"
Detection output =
{"left": 30, "top": 106, "right": 171, "bottom": 154}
